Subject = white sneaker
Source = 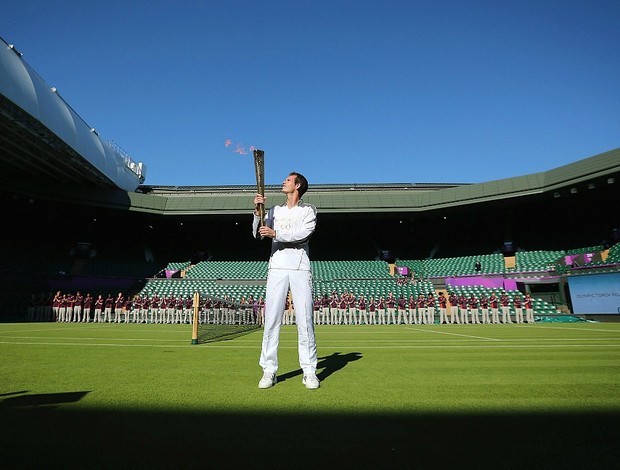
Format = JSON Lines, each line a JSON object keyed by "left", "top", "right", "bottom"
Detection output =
{"left": 258, "top": 372, "right": 276, "bottom": 389}
{"left": 302, "top": 374, "right": 320, "bottom": 390}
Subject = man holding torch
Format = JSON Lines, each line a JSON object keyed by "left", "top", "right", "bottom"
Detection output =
{"left": 252, "top": 165, "right": 319, "bottom": 390}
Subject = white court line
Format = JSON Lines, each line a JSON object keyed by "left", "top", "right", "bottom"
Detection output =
{"left": 0, "top": 326, "right": 189, "bottom": 334}
{"left": 0, "top": 335, "right": 187, "bottom": 342}
{"left": 0, "top": 325, "right": 106, "bottom": 334}
{"left": 406, "top": 327, "right": 501, "bottom": 341}
{"left": 3, "top": 340, "right": 619, "bottom": 350}
{"left": 0, "top": 341, "right": 196, "bottom": 348}
{"left": 197, "top": 343, "right": 620, "bottom": 350}
{"left": 234, "top": 337, "right": 618, "bottom": 343}
{"left": 11, "top": 335, "right": 614, "bottom": 345}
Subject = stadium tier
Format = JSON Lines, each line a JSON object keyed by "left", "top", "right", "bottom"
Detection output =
{"left": 184, "top": 260, "right": 268, "bottom": 280}
{"left": 398, "top": 253, "right": 506, "bottom": 277}
{"left": 140, "top": 242, "right": 619, "bottom": 322}
{"left": 312, "top": 260, "right": 390, "bottom": 280}
{"left": 566, "top": 245, "right": 606, "bottom": 255}
{"left": 134, "top": 243, "right": 620, "bottom": 322}
{"left": 514, "top": 250, "right": 565, "bottom": 273}
{"left": 11, "top": 240, "right": 620, "bottom": 321}
{"left": 165, "top": 261, "right": 191, "bottom": 271}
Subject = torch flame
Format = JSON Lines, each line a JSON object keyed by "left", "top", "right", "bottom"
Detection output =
{"left": 225, "top": 138, "right": 255, "bottom": 156}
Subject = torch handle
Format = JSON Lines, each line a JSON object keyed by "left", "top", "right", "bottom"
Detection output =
{"left": 257, "top": 202, "right": 265, "bottom": 227}
{"left": 253, "top": 149, "right": 266, "bottom": 230}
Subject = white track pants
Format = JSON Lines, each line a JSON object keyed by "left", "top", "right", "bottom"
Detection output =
{"left": 259, "top": 269, "right": 317, "bottom": 375}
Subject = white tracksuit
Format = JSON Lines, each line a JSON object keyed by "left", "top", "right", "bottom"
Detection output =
{"left": 253, "top": 201, "right": 318, "bottom": 375}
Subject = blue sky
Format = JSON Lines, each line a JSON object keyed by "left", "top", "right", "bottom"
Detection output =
{"left": 3, "top": 0, "right": 619, "bottom": 187}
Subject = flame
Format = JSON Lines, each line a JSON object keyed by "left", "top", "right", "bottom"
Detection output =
{"left": 225, "top": 138, "right": 255, "bottom": 155}
{"left": 234, "top": 143, "right": 247, "bottom": 155}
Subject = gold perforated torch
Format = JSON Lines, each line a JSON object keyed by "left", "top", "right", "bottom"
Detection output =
{"left": 253, "top": 149, "right": 266, "bottom": 228}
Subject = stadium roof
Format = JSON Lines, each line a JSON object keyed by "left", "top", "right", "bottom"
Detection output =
{"left": 9, "top": 146, "right": 611, "bottom": 217}
{"left": 129, "top": 147, "right": 619, "bottom": 214}
{"left": 0, "top": 37, "right": 144, "bottom": 192}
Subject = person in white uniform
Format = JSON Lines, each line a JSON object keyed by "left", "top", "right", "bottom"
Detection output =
{"left": 253, "top": 172, "right": 320, "bottom": 390}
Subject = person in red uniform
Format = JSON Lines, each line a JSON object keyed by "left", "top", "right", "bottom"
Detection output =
{"left": 159, "top": 296, "right": 168, "bottom": 324}
{"left": 449, "top": 291, "right": 460, "bottom": 324}
{"left": 500, "top": 292, "right": 512, "bottom": 324}
{"left": 83, "top": 293, "right": 92, "bottom": 323}
{"left": 184, "top": 295, "right": 194, "bottom": 324}
{"left": 426, "top": 293, "right": 436, "bottom": 324}
{"left": 408, "top": 294, "right": 418, "bottom": 325}
{"left": 58, "top": 294, "right": 68, "bottom": 322}
{"left": 175, "top": 296, "right": 184, "bottom": 324}
{"left": 417, "top": 294, "right": 427, "bottom": 325}
{"left": 258, "top": 296, "right": 265, "bottom": 326}
{"left": 124, "top": 296, "right": 133, "bottom": 324}
{"left": 94, "top": 294, "right": 104, "bottom": 323}
{"left": 53, "top": 291, "right": 61, "bottom": 322}
{"left": 368, "top": 296, "right": 377, "bottom": 325}
{"left": 320, "top": 294, "right": 329, "bottom": 325}
{"left": 74, "top": 292, "right": 83, "bottom": 322}
{"left": 397, "top": 294, "right": 407, "bottom": 325}
{"left": 458, "top": 293, "right": 469, "bottom": 324}
{"left": 479, "top": 293, "right": 490, "bottom": 324}
{"left": 489, "top": 291, "right": 500, "bottom": 324}
{"left": 284, "top": 296, "right": 292, "bottom": 325}
{"left": 358, "top": 294, "right": 368, "bottom": 325}
{"left": 338, "top": 294, "right": 347, "bottom": 325}
{"left": 166, "top": 295, "right": 174, "bottom": 323}
{"left": 386, "top": 293, "right": 397, "bottom": 325}
{"left": 347, "top": 293, "right": 357, "bottom": 325}
{"left": 438, "top": 292, "right": 448, "bottom": 324}
{"left": 141, "top": 295, "right": 150, "bottom": 323}
{"left": 132, "top": 295, "right": 142, "bottom": 323}
{"left": 103, "top": 294, "right": 114, "bottom": 322}
{"left": 469, "top": 294, "right": 480, "bottom": 324}
{"left": 313, "top": 296, "right": 321, "bottom": 325}
{"left": 524, "top": 293, "right": 535, "bottom": 324}
{"left": 114, "top": 292, "right": 125, "bottom": 323}
{"left": 377, "top": 296, "right": 386, "bottom": 325}
{"left": 514, "top": 294, "right": 524, "bottom": 324}
{"left": 66, "top": 293, "right": 75, "bottom": 323}
{"left": 149, "top": 293, "right": 159, "bottom": 324}
{"left": 330, "top": 294, "right": 339, "bottom": 326}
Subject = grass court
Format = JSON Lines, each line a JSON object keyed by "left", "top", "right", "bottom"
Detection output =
{"left": 1, "top": 322, "right": 619, "bottom": 469}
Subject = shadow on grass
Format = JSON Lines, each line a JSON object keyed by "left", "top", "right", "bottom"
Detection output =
{"left": 276, "top": 351, "right": 363, "bottom": 384}
{"left": 0, "top": 405, "right": 617, "bottom": 469}
{"left": 0, "top": 391, "right": 30, "bottom": 398}
{"left": 0, "top": 391, "right": 90, "bottom": 408}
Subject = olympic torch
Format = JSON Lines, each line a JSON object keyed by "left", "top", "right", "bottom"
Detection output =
{"left": 253, "top": 149, "right": 266, "bottom": 228}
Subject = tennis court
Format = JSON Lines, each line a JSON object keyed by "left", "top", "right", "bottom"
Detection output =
{"left": 1, "top": 322, "right": 619, "bottom": 468}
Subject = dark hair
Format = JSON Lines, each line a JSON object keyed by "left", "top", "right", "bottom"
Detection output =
{"left": 290, "top": 172, "right": 308, "bottom": 197}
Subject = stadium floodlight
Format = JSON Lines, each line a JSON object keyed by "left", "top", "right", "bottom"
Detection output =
{"left": 8, "top": 44, "right": 22, "bottom": 57}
